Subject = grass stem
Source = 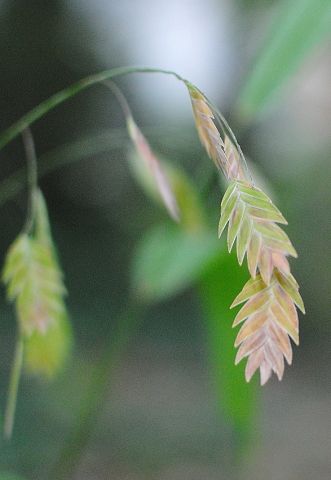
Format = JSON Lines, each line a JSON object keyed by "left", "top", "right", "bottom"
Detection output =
{"left": 3, "top": 334, "right": 24, "bottom": 439}
{"left": 49, "top": 303, "right": 144, "bottom": 480}
{"left": 0, "top": 66, "right": 186, "bottom": 152}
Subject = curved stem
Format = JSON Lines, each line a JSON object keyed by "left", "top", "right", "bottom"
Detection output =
{"left": 102, "top": 80, "right": 132, "bottom": 119}
{"left": 0, "top": 125, "right": 195, "bottom": 209}
{"left": 22, "top": 128, "right": 38, "bottom": 234}
{"left": 0, "top": 67, "right": 186, "bottom": 152}
{"left": 3, "top": 334, "right": 24, "bottom": 439}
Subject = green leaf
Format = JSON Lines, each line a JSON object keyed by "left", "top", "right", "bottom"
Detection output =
{"left": 131, "top": 224, "right": 223, "bottom": 303}
{"left": 199, "top": 254, "right": 257, "bottom": 443}
{"left": 237, "top": 0, "right": 331, "bottom": 118}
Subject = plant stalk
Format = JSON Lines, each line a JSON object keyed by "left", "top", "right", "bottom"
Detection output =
{"left": 49, "top": 303, "right": 144, "bottom": 480}
{"left": 22, "top": 127, "right": 38, "bottom": 234}
{"left": 0, "top": 67, "right": 186, "bottom": 151}
{"left": 0, "top": 125, "right": 196, "bottom": 209}
{"left": 3, "top": 334, "right": 24, "bottom": 439}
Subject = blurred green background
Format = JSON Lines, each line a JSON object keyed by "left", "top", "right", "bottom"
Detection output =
{"left": 0, "top": 0, "right": 330, "bottom": 478}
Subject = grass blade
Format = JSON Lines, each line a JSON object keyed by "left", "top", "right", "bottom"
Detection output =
{"left": 199, "top": 255, "right": 257, "bottom": 442}
{"left": 237, "top": 0, "right": 331, "bottom": 119}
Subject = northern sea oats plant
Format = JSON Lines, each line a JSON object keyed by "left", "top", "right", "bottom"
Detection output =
{"left": 187, "top": 84, "right": 305, "bottom": 384}
{"left": 0, "top": 66, "right": 304, "bottom": 437}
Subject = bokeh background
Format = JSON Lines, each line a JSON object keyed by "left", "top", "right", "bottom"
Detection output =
{"left": 0, "top": 0, "right": 330, "bottom": 479}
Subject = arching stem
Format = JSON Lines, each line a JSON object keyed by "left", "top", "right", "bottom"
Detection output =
{"left": 0, "top": 67, "right": 186, "bottom": 151}
{"left": 22, "top": 127, "right": 38, "bottom": 234}
{"left": 3, "top": 334, "right": 24, "bottom": 439}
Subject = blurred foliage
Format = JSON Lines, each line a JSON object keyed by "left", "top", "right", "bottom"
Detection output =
{"left": 238, "top": 0, "right": 331, "bottom": 119}
{"left": 132, "top": 224, "right": 222, "bottom": 302}
{"left": 131, "top": 156, "right": 256, "bottom": 441}
{"left": 199, "top": 254, "right": 257, "bottom": 440}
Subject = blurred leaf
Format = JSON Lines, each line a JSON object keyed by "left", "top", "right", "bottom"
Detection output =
{"left": 199, "top": 254, "right": 257, "bottom": 440}
{"left": 238, "top": 0, "right": 331, "bottom": 119}
{"left": 131, "top": 224, "right": 223, "bottom": 303}
{"left": 168, "top": 165, "right": 207, "bottom": 232}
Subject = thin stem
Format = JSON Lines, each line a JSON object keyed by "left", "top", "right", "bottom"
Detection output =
{"left": 0, "top": 67, "right": 186, "bottom": 152}
{"left": 0, "top": 125, "right": 196, "bottom": 209}
{"left": 49, "top": 303, "right": 144, "bottom": 480}
{"left": 22, "top": 127, "right": 38, "bottom": 233}
{"left": 103, "top": 80, "right": 132, "bottom": 119}
{"left": 3, "top": 334, "right": 24, "bottom": 439}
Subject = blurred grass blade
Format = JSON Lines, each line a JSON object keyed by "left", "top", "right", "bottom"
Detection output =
{"left": 199, "top": 254, "right": 257, "bottom": 441}
{"left": 131, "top": 225, "right": 222, "bottom": 303}
{"left": 0, "top": 66, "right": 186, "bottom": 151}
{"left": 237, "top": 0, "right": 331, "bottom": 119}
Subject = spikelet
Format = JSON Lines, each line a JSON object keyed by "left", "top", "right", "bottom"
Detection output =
{"left": 219, "top": 180, "right": 297, "bottom": 284}
{"left": 231, "top": 272, "right": 304, "bottom": 384}
{"left": 3, "top": 233, "right": 66, "bottom": 335}
{"left": 3, "top": 193, "right": 66, "bottom": 335}
{"left": 24, "top": 313, "right": 72, "bottom": 377}
{"left": 187, "top": 83, "right": 305, "bottom": 384}
{"left": 127, "top": 116, "right": 180, "bottom": 221}
{"left": 186, "top": 83, "right": 246, "bottom": 181}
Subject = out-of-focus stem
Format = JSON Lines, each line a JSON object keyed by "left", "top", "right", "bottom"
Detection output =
{"left": 0, "top": 126, "right": 196, "bottom": 209}
{"left": 0, "top": 66, "right": 186, "bottom": 151}
{"left": 49, "top": 304, "right": 144, "bottom": 480}
{"left": 3, "top": 334, "right": 24, "bottom": 439}
{"left": 22, "top": 127, "right": 38, "bottom": 234}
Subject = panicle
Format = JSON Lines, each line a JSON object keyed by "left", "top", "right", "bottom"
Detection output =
{"left": 186, "top": 83, "right": 247, "bottom": 181}
{"left": 187, "top": 83, "right": 305, "bottom": 384}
